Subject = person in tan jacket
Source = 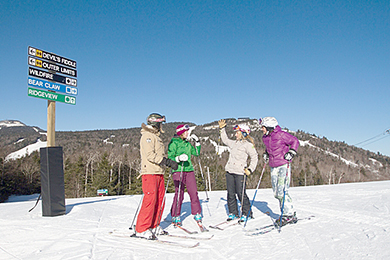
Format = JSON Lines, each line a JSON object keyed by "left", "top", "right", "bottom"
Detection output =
{"left": 218, "top": 119, "right": 258, "bottom": 223}
{"left": 134, "top": 113, "right": 178, "bottom": 239}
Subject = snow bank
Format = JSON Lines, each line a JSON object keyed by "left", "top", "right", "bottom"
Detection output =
{"left": 1, "top": 181, "right": 389, "bottom": 259}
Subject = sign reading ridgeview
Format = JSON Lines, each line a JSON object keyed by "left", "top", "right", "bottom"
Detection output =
{"left": 28, "top": 87, "right": 76, "bottom": 105}
{"left": 28, "top": 77, "right": 78, "bottom": 96}
{"left": 29, "top": 67, "right": 77, "bottom": 87}
{"left": 28, "top": 46, "right": 77, "bottom": 69}
{"left": 28, "top": 57, "right": 77, "bottom": 77}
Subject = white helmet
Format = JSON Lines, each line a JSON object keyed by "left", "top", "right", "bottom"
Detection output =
{"left": 259, "top": 117, "right": 278, "bottom": 128}
{"left": 233, "top": 124, "right": 251, "bottom": 137}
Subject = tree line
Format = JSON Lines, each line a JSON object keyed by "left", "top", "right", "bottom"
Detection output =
{"left": 1, "top": 119, "right": 389, "bottom": 202}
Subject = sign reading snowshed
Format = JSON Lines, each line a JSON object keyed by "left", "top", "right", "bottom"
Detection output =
{"left": 28, "top": 87, "right": 76, "bottom": 105}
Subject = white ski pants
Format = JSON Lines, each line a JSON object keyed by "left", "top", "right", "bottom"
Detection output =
{"left": 270, "top": 164, "right": 295, "bottom": 216}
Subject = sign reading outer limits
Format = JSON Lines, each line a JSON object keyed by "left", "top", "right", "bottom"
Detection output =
{"left": 28, "top": 57, "right": 77, "bottom": 77}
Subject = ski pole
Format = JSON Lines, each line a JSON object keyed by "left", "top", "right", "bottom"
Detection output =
{"left": 174, "top": 162, "right": 184, "bottom": 221}
{"left": 239, "top": 174, "right": 247, "bottom": 219}
{"left": 152, "top": 174, "right": 171, "bottom": 237}
{"left": 198, "top": 158, "right": 209, "bottom": 201}
{"left": 278, "top": 162, "right": 290, "bottom": 232}
{"left": 129, "top": 193, "right": 144, "bottom": 230}
{"left": 216, "top": 128, "right": 222, "bottom": 189}
{"left": 193, "top": 142, "right": 209, "bottom": 202}
{"left": 244, "top": 163, "right": 267, "bottom": 227}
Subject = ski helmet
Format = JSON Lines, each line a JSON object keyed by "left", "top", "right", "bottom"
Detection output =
{"left": 147, "top": 113, "right": 166, "bottom": 127}
{"left": 259, "top": 117, "right": 278, "bottom": 128}
{"left": 233, "top": 124, "right": 251, "bottom": 137}
{"left": 176, "top": 124, "right": 190, "bottom": 136}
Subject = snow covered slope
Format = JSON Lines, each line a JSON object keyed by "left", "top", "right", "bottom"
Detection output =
{"left": 1, "top": 181, "right": 389, "bottom": 259}
{"left": 4, "top": 139, "right": 47, "bottom": 161}
{"left": 0, "top": 120, "right": 26, "bottom": 128}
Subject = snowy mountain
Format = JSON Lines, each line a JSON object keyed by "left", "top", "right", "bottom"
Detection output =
{"left": 1, "top": 119, "right": 389, "bottom": 185}
{"left": 0, "top": 120, "right": 26, "bottom": 128}
{"left": 1, "top": 181, "right": 389, "bottom": 259}
{"left": 0, "top": 120, "right": 46, "bottom": 158}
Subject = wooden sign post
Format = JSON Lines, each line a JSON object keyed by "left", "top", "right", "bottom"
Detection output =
{"left": 47, "top": 101, "right": 56, "bottom": 147}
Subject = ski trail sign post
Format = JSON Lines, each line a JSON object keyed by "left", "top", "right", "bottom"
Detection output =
{"left": 27, "top": 46, "right": 78, "bottom": 147}
{"left": 27, "top": 46, "right": 77, "bottom": 217}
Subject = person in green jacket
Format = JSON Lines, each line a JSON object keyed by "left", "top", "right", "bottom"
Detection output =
{"left": 168, "top": 124, "right": 202, "bottom": 226}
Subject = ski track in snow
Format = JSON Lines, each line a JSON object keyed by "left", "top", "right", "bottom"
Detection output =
{"left": 1, "top": 181, "right": 390, "bottom": 259}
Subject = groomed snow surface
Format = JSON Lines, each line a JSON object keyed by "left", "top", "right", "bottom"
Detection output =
{"left": 1, "top": 181, "right": 389, "bottom": 260}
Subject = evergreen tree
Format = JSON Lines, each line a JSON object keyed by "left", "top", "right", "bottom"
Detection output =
{"left": 89, "top": 153, "right": 111, "bottom": 196}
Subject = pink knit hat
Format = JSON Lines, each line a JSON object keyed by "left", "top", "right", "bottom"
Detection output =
{"left": 176, "top": 124, "right": 189, "bottom": 136}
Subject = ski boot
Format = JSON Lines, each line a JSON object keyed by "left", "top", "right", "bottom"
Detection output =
{"left": 194, "top": 213, "right": 202, "bottom": 223}
{"left": 132, "top": 229, "right": 157, "bottom": 240}
{"left": 156, "top": 226, "right": 168, "bottom": 236}
{"left": 172, "top": 216, "right": 182, "bottom": 226}
{"left": 227, "top": 213, "right": 237, "bottom": 221}
{"left": 239, "top": 214, "right": 252, "bottom": 223}
{"left": 275, "top": 213, "right": 298, "bottom": 227}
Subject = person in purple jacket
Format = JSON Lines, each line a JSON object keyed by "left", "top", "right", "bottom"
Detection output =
{"left": 260, "top": 117, "right": 299, "bottom": 226}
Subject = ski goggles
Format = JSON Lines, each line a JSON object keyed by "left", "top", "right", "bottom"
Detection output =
{"left": 176, "top": 124, "right": 190, "bottom": 132}
{"left": 233, "top": 125, "right": 250, "bottom": 136}
{"left": 148, "top": 115, "right": 166, "bottom": 123}
{"left": 233, "top": 125, "right": 241, "bottom": 131}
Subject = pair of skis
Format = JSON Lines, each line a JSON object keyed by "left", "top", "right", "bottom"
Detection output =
{"left": 208, "top": 214, "right": 315, "bottom": 234}
{"left": 173, "top": 220, "right": 209, "bottom": 234}
{"left": 209, "top": 219, "right": 241, "bottom": 230}
{"left": 111, "top": 221, "right": 211, "bottom": 248}
{"left": 126, "top": 232, "right": 200, "bottom": 248}
{"left": 110, "top": 230, "right": 211, "bottom": 248}
{"left": 245, "top": 215, "right": 316, "bottom": 236}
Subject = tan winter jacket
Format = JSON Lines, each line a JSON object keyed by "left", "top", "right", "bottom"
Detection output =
{"left": 140, "top": 123, "right": 165, "bottom": 175}
{"left": 221, "top": 128, "right": 258, "bottom": 175}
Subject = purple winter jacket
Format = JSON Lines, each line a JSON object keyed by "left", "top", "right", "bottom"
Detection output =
{"left": 262, "top": 125, "right": 300, "bottom": 168}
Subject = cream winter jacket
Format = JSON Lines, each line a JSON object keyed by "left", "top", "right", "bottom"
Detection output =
{"left": 140, "top": 123, "right": 165, "bottom": 175}
{"left": 220, "top": 128, "right": 258, "bottom": 175}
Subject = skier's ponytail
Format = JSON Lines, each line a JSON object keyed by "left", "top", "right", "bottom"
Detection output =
{"left": 245, "top": 135, "right": 255, "bottom": 147}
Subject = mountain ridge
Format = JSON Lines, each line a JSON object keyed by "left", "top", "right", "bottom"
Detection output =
{"left": 1, "top": 118, "right": 389, "bottom": 200}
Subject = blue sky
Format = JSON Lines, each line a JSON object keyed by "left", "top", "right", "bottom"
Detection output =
{"left": 1, "top": 0, "right": 389, "bottom": 156}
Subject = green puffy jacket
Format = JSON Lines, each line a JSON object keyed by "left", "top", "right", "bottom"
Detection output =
{"left": 168, "top": 136, "right": 201, "bottom": 173}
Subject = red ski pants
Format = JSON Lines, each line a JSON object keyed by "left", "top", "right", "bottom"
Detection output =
{"left": 135, "top": 174, "right": 165, "bottom": 233}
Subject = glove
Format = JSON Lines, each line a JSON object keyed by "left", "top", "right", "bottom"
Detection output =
{"left": 175, "top": 153, "right": 188, "bottom": 162}
{"left": 263, "top": 152, "right": 269, "bottom": 163}
{"left": 244, "top": 167, "right": 252, "bottom": 176}
{"left": 188, "top": 134, "right": 199, "bottom": 141}
{"left": 284, "top": 149, "right": 297, "bottom": 161}
{"left": 188, "top": 134, "right": 201, "bottom": 146}
{"left": 218, "top": 119, "right": 226, "bottom": 129}
{"left": 159, "top": 157, "right": 178, "bottom": 170}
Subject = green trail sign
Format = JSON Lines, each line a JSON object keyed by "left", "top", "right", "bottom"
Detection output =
{"left": 28, "top": 87, "right": 76, "bottom": 105}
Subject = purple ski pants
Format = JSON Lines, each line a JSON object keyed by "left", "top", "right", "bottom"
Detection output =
{"left": 170, "top": 171, "right": 202, "bottom": 217}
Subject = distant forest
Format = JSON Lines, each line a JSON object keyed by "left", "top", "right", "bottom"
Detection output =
{"left": 1, "top": 119, "right": 389, "bottom": 202}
